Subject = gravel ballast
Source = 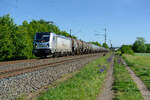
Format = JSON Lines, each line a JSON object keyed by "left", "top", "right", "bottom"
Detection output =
{"left": 0, "top": 54, "right": 103, "bottom": 100}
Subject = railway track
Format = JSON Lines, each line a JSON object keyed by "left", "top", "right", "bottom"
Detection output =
{"left": 0, "top": 55, "right": 80, "bottom": 66}
{"left": 0, "top": 59, "right": 37, "bottom": 66}
{"left": 0, "top": 53, "right": 104, "bottom": 79}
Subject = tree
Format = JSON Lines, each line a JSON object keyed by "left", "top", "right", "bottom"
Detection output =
{"left": 146, "top": 44, "right": 150, "bottom": 53}
{"left": 102, "top": 43, "right": 109, "bottom": 48}
{"left": 0, "top": 14, "right": 17, "bottom": 60}
{"left": 120, "top": 45, "right": 134, "bottom": 55}
{"left": 90, "top": 41, "right": 101, "bottom": 47}
{"left": 28, "top": 19, "right": 76, "bottom": 39}
{"left": 15, "top": 25, "right": 33, "bottom": 59}
{"left": 22, "top": 20, "right": 28, "bottom": 26}
{"left": 132, "top": 37, "right": 147, "bottom": 53}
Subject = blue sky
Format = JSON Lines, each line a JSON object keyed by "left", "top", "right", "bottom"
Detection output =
{"left": 0, "top": 0, "right": 150, "bottom": 47}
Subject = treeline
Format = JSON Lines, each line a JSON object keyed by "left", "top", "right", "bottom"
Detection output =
{"left": 0, "top": 15, "right": 103, "bottom": 61}
{"left": 0, "top": 15, "right": 77, "bottom": 61}
{"left": 89, "top": 41, "right": 101, "bottom": 47}
{"left": 120, "top": 37, "right": 150, "bottom": 55}
{"left": 89, "top": 42, "right": 109, "bottom": 48}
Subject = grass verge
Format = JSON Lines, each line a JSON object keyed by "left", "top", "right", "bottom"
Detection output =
{"left": 113, "top": 57, "right": 144, "bottom": 100}
{"left": 123, "top": 54, "right": 150, "bottom": 90}
{"left": 36, "top": 54, "right": 111, "bottom": 100}
{"left": 134, "top": 53, "right": 150, "bottom": 56}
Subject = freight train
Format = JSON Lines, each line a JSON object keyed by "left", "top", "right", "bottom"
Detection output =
{"left": 33, "top": 32, "right": 108, "bottom": 57}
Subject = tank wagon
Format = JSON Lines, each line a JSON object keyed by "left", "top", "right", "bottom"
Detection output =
{"left": 33, "top": 32, "right": 108, "bottom": 57}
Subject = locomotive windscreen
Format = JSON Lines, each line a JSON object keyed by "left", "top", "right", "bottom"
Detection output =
{"left": 35, "top": 32, "right": 50, "bottom": 42}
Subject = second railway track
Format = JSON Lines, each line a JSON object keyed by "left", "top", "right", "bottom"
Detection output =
{"left": 0, "top": 53, "right": 104, "bottom": 79}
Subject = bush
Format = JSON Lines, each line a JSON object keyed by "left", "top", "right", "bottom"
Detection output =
{"left": 120, "top": 45, "right": 134, "bottom": 55}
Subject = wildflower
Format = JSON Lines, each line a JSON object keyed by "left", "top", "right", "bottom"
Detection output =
{"left": 103, "top": 65, "right": 106, "bottom": 69}
{"left": 98, "top": 64, "right": 101, "bottom": 67}
{"left": 99, "top": 69, "right": 104, "bottom": 73}
{"left": 107, "top": 56, "right": 113, "bottom": 62}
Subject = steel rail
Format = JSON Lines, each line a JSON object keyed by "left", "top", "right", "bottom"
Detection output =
{"left": 0, "top": 54, "right": 100, "bottom": 79}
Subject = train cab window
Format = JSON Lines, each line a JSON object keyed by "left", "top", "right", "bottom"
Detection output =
{"left": 36, "top": 32, "right": 50, "bottom": 42}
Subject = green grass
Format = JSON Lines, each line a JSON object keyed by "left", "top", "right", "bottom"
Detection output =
{"left": 37, "top": 54, "right": 111, "bottom": 100}
{"left": 134, "top": 53, "right": 150, "bottom": 56}
{"left": 123, "top": 54, "right": 150, "bottom": 90}
{"left": 113, "top": 57, "right": 144, "bottom": 100}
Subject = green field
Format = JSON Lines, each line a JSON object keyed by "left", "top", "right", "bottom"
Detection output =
{"left": 123, "top": 54, "right": 150, "bottom": 90}
{"left": 134, "top": 53, "right": 150, "bottom": 56}
{"left": 37, "top": 54, "right": 112, "bottom": 100}
{"left": 113, "top": 57, "right": 143, "bottom": 100}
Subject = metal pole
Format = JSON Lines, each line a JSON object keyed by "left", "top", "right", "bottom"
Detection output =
{"left": 109, "top": 40, "right": 112, "bottom": 48}
{"left": 70, "top": 29, "right": 72, "bottom": 37}
{"left": 104, "top": 28, "right": 107, "bottom": 43}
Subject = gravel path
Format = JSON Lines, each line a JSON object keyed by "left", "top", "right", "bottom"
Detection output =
{"left": 97, "top": 55, "right": 114, "bottom": 100}
{"left": 122, "top": 58, "right": 150, "bottom": 100}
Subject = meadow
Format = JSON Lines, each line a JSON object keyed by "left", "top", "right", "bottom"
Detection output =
{"left": 112, "top": 57, "right": 143, "bottom": 100}
{"left": 134, "top": 53, "right": 150, "bottom": 56}
{"left": 123, "top": 53, "right": 150, "bottom": 90}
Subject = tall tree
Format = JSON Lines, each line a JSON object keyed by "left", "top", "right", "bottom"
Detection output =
{"left": 132, "top": 37, "right": 147, "bottom": 53}
{"left": 102, "top": 43, "right": 109, "bottom": 48}
{"left": 0, "top": 15, "right": 17, "bottom": 60}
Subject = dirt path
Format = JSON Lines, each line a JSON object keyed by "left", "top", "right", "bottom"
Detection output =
{"left": 122, "top": 58, "right": 150, "bottom": 100}
{"left": 97, "top": 57, "right": 114, "bottom": 100}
